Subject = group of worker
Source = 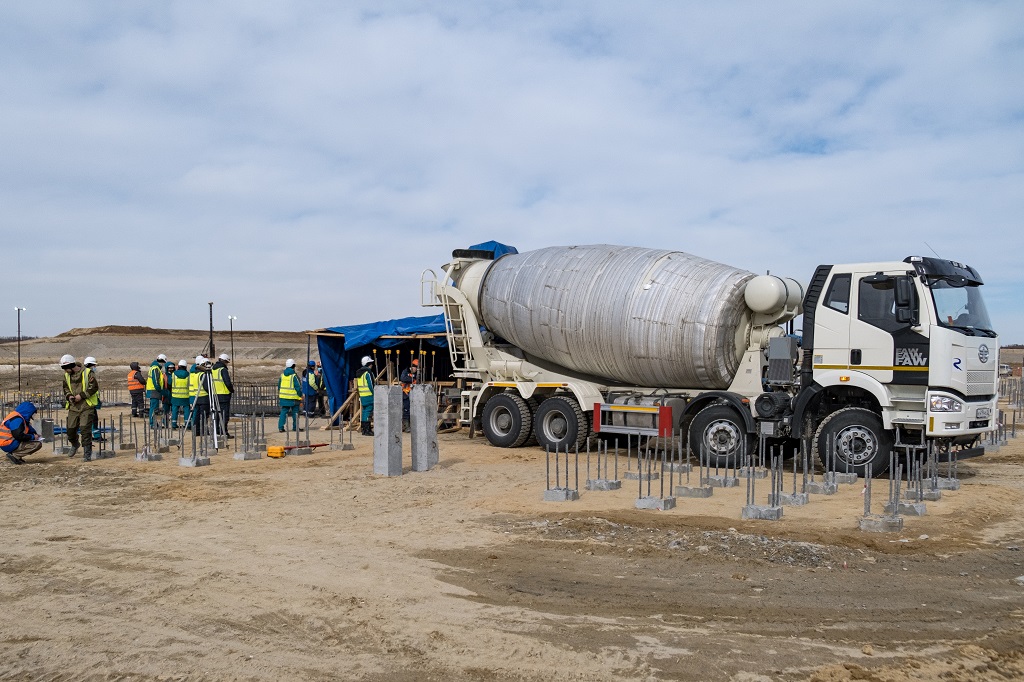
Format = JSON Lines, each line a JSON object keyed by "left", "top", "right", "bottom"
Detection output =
{"left": 353, "top": 354, "right": 420, "bottom": 436}
{"left": 129, "top": 353, "right": 236, "bottom": 436}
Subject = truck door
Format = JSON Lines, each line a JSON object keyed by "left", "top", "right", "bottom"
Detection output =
{"left": 811, "top": 272, "right": 853, "bottom": 371}
{"left": 850, "top": 272, "right": 928, "bottom": 386}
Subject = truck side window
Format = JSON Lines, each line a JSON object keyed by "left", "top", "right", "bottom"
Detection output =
{"left": 824, "top": 274, "right": 851, "bottom": 314}
{"left": 858, "top": 278, "right": 903, "bottom": 332}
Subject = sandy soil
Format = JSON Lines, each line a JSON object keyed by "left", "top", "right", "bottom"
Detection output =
{"left": 2, "top": 399, "right": 1024, "bottom": 681}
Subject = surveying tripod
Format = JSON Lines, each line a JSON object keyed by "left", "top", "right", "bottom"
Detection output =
{"left": 182, "top": 367, "right": 227, "bottom": 450}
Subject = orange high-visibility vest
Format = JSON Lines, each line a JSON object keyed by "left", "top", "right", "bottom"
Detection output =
{"left": 127, "top": 369, "right": 145, "bottom": 392}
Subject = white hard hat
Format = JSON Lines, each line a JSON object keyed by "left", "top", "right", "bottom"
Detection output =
{"left": 219, "top": 353, "right": 230, "bottom": 361}
{"left": 83, "top": 356, "right": 97, "bottom": 367}
{"left": 178, "top": 359, "right": 188, "bottom": 367}
{"left": 361, "top": 356, "right": 373, "bottom": 365}
{"left": 60, "top": 354, "right": 76, "bottom": 367}
{"left": 196, "top": 355, "right": 208, "bottom": 365}
{"left": 286, "top": 358, "right": 296, "bottom": 368}
{"left": 157, "top": 353, "right": 167, "bottom": 361}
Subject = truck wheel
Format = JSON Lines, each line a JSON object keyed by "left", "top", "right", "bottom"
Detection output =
{"left": 688, "top": 404, "right": 752, "bottom": 469}
{"left": 813, "top": 407, "right": 891, "bottom": 477}
{"left": 534, "top": 396, "right": 587, "bottom": 451}
{"left": 481, "top": 393, "right": 533, "bottom": 448}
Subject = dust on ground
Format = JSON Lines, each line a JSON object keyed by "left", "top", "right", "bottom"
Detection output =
{"left": 1, "top": 400, "right": 1023, "bottom": 681}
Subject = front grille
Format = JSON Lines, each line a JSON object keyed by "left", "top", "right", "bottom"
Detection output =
{"left": 967, "top": 370, "right": 994, "bottom": 383}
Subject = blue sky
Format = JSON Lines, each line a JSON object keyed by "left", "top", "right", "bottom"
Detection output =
{"left": 2, "top": 2, "right": 1022, "bottom": 342}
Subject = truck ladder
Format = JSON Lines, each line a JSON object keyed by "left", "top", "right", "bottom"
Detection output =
{"left": 440, "top": 293, "right": 474, "bottom": 373}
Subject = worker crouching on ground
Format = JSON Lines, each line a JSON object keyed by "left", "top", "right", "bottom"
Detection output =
{"left": 170, "top": 360, "right": 191, "bottom": 428}
{"left": 127, "top": 361, "right": 146, "bottom": 417}
{"left": 1, "top": 402, "right": 44, "bottom": 465}
{"left": 278, "top": 359, "right": 302, "bottom": 432}
{"left": 356, "top": 355, "right": 374, "bottom": 436}
{"left": 400, "top": 359, "right": 419, "bottom": 432}
{"left": 146, "top": 354, "right": 168, "bottom": 428}
{"left": 212, "top": 353, "right": 234, "bottom": 438}
{"left": 61, "top": 354, "right": 99, "bottom": 461}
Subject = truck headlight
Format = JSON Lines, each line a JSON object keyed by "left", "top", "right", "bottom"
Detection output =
{"left": 929, "top": 396, "right": 963, "bottom": 412}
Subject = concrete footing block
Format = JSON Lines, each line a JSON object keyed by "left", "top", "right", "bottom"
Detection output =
{"left": 156, "top": 445, "right": 170, "bottom": 454}
{"left": 254, "top": 438, "right": 267, "bottom": 448}
{"left": 675, "top": 485, "right": 713, "bottom": 498}
{"left": 118, "top": 443, "right": 136, "bottom": 451}
{"left": 742, "top": 505, "right": 783, "bottom": 520}
{"left": 411, "top": 385, "right": 439, "bottom": 472}
{"left": 91, "top": 450, "right": 115, "bottom": 461}
{"left": 806, "top": 481, "right": 838, "bottom": 495}
{"left": 636, "top": 496, "right": 677, "bottom": 510}
{"left": 885, "top": 501, "right": 927, "bottom": 516}
{"left": 707, "top": 475, "right": 738, "bottom": 488}
{"left": 937, "top": 479, "right": 961, "bottom": 490}
{"left": 904, "top": 489, "right": 941, "bottom": 502}
{"left": 859, "top": 515, "right": 905, "bottom": 532}
{"left": 826, "top": 472, "right": 859, "bottom": 485}
{"left": 586, "top": 479, "right": 622, "bottom": 491}
{"left": 779, "top": 492, "right": 809, "bottom": 506}
{"left": 290, "top": 447, "right": 313, "bottom": 456}
{"left": 57, "top": 446, "right": 75, "bottom": 455}
{"left": 233, "top": 451, "right": 262, "bottom": 460}
{"left": 373, "top": 385, "right": 403, "bottom": 476}
{"left": 624, "top": 471, "right": 659, "bottom": 481}
{"left": 135, "top": 450, "right": 162, "bottom": 462}
{"left": 663, "top": 462, "right": 692, "bottom": 474}
{"left": 543, "top": 488, "right": 579, "bottom": 502}
{"left": 737, "top": 467, "right": 768, "bottom": 479}
{"left": 179, "top": 456, "right": 211, "bottom": 467}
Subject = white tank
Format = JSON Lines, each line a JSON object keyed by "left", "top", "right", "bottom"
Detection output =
{"left": 456, "top": 245, "right": 761, "bottom": 389}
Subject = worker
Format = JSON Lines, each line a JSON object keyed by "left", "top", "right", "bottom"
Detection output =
{"left": 146, "top": 354, "right": 168, "bottom": 428}
{"left": 60, "top": 353, "right": 99, "bottom": 461}
{"left": 127, "top": 361, "right": 146, "bottom": 417}
{"left": 356, "top": 355, "right": 374, "bottom": 436}
{"left": 163, "top": 358, "right": 176, "bottom": 422}
{"left": 187, "top": 359, "right": 199, "bottom": 426}
{"left": 399, "top": 358, "right": 419, "bottom": 432}
{"left": 211, "top": 353, "right": 234, "bottom": 438}
{"left": 278, "top": 359, "right": 302, "bottom": 432}
{"left": 169, "top": 360, "right": 191, "bottom": 428}
{"left": 314, "top": 361, "right": 328, "bottom": 417}
{"left": 190, "top": 356, "right": 213, "bottom": 435}
{"left": 302, "top": 360, "right": 320, "bottom": 418}
{"left": 1, "top": 401, "right": 44, "bottom": 465}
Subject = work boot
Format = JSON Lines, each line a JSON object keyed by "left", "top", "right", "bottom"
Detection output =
{"left": 83, "top": 448, "right": 93, "bottom": 462}
{"left": 67, "top": 445, "right": 79, "bottom": 459}
{"left": 6, "top": 452, "right": 25, "bottom": 465}
{"left": 360, "top": 421, "right": 371, "bottom": 436}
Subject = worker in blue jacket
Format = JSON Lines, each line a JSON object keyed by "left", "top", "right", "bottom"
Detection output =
{"left": 1, "top": 402, "right": 43, "bottom": 465}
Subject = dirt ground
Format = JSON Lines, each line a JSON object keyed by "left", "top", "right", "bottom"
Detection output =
{"left": 1, "top": 399, "right": 1023, "bottom": 681}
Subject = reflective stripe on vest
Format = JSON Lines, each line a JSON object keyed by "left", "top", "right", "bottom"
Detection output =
{"left": 188, "top": 371, "right": 199, "bottom": 397}
{"left": 0, "top": 410, "right": 21, "bottom": 448}
{"left": 146, "top": 365, "right": 165, "bottom": 391}
{"left": 356, "top": 370, "right": 372, "bottom": 397}
{"left": 212, "top": 367, "right": 231, "bottom": 395}
{"left": 171, "top": 373, "right": 191, "bottom": 399}
{"left": 308, "top": 373, "right": 321, "bottom": 391}
{"left": 193, "top": 372, "right": 209, "bottom": 399}
{"left": 127, "top": 370, "right": 145, "bottom": 392}
{"left": 279, "top": 373, "right": 300, "bottom": 401}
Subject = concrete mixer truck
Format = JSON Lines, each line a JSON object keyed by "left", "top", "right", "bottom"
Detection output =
{"left": 421, "top": 244, "right": 999, "bottom": 475}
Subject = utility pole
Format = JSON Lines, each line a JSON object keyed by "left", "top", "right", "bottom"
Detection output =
{"left": 15, "top": 306, "right": 26, "bottom": 392}
{"left": 228, "top": 315, "right": 237, "bottom": 377}
{"left": 208, "top": 302, "right": 215, "bottom": 358}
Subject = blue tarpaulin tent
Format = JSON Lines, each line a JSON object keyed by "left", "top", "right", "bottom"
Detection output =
{"left": 316, "top": 314, "right": 449, "bottom": 420}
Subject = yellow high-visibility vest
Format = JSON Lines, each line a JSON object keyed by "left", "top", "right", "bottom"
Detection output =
{"left": 356, "top": 370, "right": 372, "bottom": 397}
{"left": 279, "top": 373, "right": 300, "bottom": 401}
{"left": 212, "top": 367, "right": 231, "bottom": 395}
{"left": 171, "top": 373, "right": 190, "bottom": 399}
{"left": 65, "top": 369, "right": 99, "bottom": 408}
{"left": 146, "top": 364, "right": 166, "bottom": 391}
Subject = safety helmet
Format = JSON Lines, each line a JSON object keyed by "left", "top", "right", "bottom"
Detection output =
{"left": 195, "top": 355, "right": 208, "bottom": 365}
{"left": 83, "top": 356, "right": 97, "bottom": 367}
{"left": 286, "top": 358, "right": 296, "bottom": 368}
{"left": 59, "top": 354, "right": 76, "bottom": 368}
{"left": 219, "top": 353, "right": 230, "bottom": 362}
{"left": 361, "top": 356, "right": 373, "bottom": 366}
{"left": 411, "top": 359, "right": 419, "bottom": 366}
{"left": 178, "top": 359, "right": 188, "bottom": 367}
{"left": 157, "top": 353, "right": 167, "bottom": 362}
{"left": 308, "top": 360, "right": 316, "bottom": 367}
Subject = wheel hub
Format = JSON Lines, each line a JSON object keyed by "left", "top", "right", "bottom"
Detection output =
{"left": 834, "top": 426, "right": 876, "bottom": 464}
{"left": 543, "top": 413, "right": 568, "bottom": 440}
{"left": 705, "top": 419, "right": 741, "bottom": 455}
{"left": 491, "top": 408, "right": 512, "bottom": 436}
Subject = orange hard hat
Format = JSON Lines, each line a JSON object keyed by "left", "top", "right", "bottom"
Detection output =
{"left": 411, "top": 359, "right": 419, "bottom": 366}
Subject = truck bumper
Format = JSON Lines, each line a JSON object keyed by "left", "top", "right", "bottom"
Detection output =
{"left": 925, "top": 391, "right": 997, "bottom": 438}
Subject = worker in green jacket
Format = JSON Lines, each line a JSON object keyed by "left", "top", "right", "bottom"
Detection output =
{"left": 278, "top": 359, "right": 302, "bottom": 432}
{"left": 146, "top": 354, "right": 168, "bottom": 428}
{"left": 60, "top": 354, "right": 99, "bottom": 461}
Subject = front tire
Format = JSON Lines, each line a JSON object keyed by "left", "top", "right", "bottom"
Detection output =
{"left": 688, "top": 404, "right": 753, "bottom": 469}
{"left": 534, "top": 396, "right": 587, "bottom": 451}
{"left": 813, "top": 407, "right": 891, "bottom": 477}
{"left": 481, "top": 393, "right": 533, "bottom": 448}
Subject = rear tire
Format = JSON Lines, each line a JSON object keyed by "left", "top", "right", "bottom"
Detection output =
{"left": 534, "top": 396, "right": 587, "bottom": 451}
{"left": 813, "top": 407, "right": 891, "bottom": 477}
{"left": 688, "top": 404, "right": 753, "bottom": 469}
{"left": 481, "top": 393, "right": 533, "bottom": 448}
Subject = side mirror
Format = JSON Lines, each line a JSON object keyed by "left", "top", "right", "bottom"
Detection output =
{"left": 894, "top": 275, "right": 919, "bottom": 326}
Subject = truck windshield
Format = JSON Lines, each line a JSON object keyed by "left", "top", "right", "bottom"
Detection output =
{"left": 929, "top": 278, "right": 996, "bottom": 337}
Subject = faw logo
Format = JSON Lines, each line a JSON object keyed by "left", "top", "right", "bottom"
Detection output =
{"left": 895, "top": 348, "right": 928, "bottom": 367}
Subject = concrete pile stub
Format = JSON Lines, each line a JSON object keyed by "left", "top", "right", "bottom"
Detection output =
{"left": 410, "top": 384, "right": 439, "bottom": 472}
{"left": 373, "top": 385, "right": 403, "bottom": 476}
